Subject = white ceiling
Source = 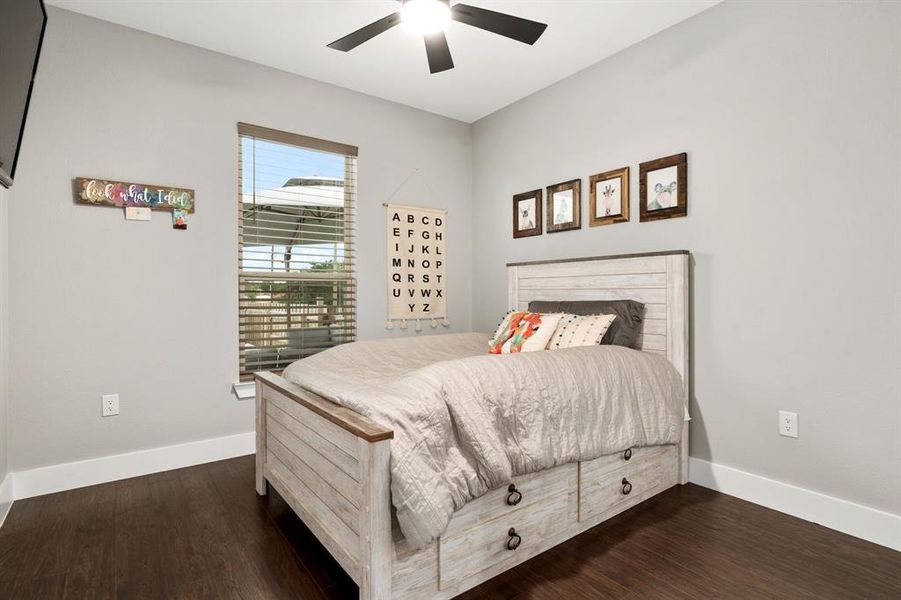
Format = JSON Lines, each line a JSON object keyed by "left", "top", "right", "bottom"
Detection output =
{"left": 48, "top": 0, "right": 720, "bottom": 123}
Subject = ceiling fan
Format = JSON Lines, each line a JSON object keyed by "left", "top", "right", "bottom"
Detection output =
{"left": 327, "top": 0, "right": 548, "bottom": 74}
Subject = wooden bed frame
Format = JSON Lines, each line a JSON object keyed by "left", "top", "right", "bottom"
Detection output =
{"left": 254, "top": 250, "right": 690, "bottom": 599}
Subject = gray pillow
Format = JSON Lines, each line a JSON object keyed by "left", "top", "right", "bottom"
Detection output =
{"left": 527, "top": 300, "right": 645, "bottom": 349}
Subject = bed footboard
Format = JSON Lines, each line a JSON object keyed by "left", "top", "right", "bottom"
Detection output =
{"left": 255, "top": 372, "right": 394, "bottom": 600}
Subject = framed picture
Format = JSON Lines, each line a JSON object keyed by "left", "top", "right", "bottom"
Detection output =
{"left": 589, "top": 167, "right": 629, "bottom": 227}
{"left": 640, "top": 152, "right": 687, "bottom": 222}
{"left": 512, "top": 189, "right": 542, "bottom": 238}
{"left": 546, "top": 179, "right": 581, "bottom": 233}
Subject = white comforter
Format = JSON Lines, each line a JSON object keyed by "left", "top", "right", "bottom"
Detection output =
{"left": 282, "top": 332, "right": 684, "bottom": 549}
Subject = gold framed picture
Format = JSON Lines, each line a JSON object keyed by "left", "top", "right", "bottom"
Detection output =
{"left": 588, "top": 167, "right": 629, "bottom": 227}
{"left": 546, "top": 179, "right": 581, "bottom": 233}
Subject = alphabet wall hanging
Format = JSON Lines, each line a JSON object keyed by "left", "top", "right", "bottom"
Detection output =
{"left": 385, "top": 203, "right": 448, "bottom": 331}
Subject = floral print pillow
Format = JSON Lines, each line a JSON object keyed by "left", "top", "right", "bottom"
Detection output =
{"left": 488, "top": 312, "right": 564, "bottom": 354}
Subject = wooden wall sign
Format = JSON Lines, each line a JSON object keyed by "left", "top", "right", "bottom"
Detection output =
{"left": 73, "top": 177, "right": 195, "bottom": 213}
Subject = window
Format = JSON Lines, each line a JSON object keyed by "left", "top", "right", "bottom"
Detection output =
{"left": 238, "top": 123, "right": 356, "bottom": 380}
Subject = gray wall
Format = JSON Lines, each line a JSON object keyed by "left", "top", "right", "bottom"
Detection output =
{"left": 7, "top": 8, "right": 472, "bottom": 471}
{"left": 471, "top": 0, "right": 901, "bottom": 514}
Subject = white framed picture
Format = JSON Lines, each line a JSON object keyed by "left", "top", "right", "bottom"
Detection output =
{"left": 518, "top": 197, "right": 536, "bottom": 230}
{"left": 553, "top": 190, "right": 574, "bottom": 224}
{"left": 646, "top": 165, "right": 679, "bottom": 210}
{"left": 597, "top": 178, "right": 621, "bottom": 217}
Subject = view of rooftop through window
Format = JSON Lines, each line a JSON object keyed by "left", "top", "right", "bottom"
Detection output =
{"left": 240, "top": 136, "right": 349, "bottom": 273}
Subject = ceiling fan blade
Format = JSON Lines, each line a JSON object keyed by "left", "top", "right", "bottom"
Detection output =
{"left": 327, "top": 12, "right": 402, "bottom": 52}
{"left": 451, "top": 3, "right": 547, "bottom": 45}
{"left": 424, "top": 31, "right": 454, "bottom": 74}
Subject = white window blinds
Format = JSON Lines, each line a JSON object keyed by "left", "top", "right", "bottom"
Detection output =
{"left": 238, "top": 123, "right": 357, "bottom": 380}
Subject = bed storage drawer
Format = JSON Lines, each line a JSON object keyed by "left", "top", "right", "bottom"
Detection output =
{"left": 580, "top": 445, "right": 673, "bottom": 478}
{"left": 439, "top": 485, "right": 577, "bottom": 591}
{"left": 579, "top": 445, "right": 678, "bottom": 523}
{"left": 442, "top": 463, "right": 577, "bottom": 539}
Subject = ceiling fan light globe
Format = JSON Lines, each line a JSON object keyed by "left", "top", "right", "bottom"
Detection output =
{"left": 401, "top": 0, "right": 451, "bottom": 35}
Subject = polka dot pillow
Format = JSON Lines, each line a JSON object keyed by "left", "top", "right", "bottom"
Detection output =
{"left": 549, "top": 314, "right": 618, "bottom": 349}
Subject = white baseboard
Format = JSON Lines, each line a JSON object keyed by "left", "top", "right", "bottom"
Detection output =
{"left": 10, "top": 431, "right": 255, "bottom": 501}
{"left": 689, "top": 457, "right": 901, "bottom": 552}
{"left": 0, "top": 473, "right": 12, "bottom": 528}
{"left": 4, "top": 440, "right": 899, "bottom": 552}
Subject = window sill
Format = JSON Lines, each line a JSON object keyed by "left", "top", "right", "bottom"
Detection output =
{"left": 232, "top": 381, "right": 256, "bottom": 401}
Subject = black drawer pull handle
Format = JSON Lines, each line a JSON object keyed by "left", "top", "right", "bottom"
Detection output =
{"left": 621, "top": 478, "right": 633, "bottom": 495}
{"left": 506, "top": 484, "right": 522, "bottom": 506}
{"left": 623, "top": 448, "right": 633, "bottom": 461}
{"left": 506, "top": 528, "right": 522, "bottom": 551}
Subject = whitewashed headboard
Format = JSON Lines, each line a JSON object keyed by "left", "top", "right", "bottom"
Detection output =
{"left": 507, "top": 250, "right": 690, "bottom": 482}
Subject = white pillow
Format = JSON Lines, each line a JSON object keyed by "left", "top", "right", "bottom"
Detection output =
{"left": 549, "top": 314, "right": 617, "bottom": 349}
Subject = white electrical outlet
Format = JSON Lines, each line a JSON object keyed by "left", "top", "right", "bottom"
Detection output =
{"left": 779, "top": 410, "right": 797, "bottom": 438}
{"left": 102, "top": 394, "right": 119, "bottom": 417}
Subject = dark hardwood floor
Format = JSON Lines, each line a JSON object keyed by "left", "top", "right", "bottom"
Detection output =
{"left": 0, "top": 455, "right": 898, "bottom": 599}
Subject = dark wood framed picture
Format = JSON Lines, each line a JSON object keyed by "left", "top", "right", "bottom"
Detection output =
{"left": 512, "top": 189, "right": 542, "bottom": 238}
{"left": 640, "top": 152, "right": 687, "bottom": 222}
{"left": 589, "top": 167, "right": 629, "bottom": 227}
{"left": 546, "top": 179, "right": 581, "bottom": 233}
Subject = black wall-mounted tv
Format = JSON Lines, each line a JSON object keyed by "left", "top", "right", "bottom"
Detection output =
{"left": 0, "top": 0, "right": 47, "bottom": 189}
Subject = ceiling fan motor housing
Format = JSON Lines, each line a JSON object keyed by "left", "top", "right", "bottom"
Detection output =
{"left": 401, "top": 0, "right": 453, "bottom": 35}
